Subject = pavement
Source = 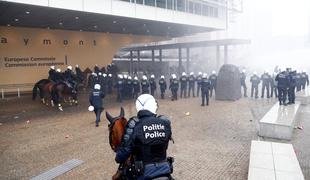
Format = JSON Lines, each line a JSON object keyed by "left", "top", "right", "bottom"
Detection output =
{"left": 0, "top": 91, "right": 309, "bottom": 180}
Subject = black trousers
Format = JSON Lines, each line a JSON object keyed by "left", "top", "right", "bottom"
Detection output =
{"left": 277, "top": 87, "right": 287, "bottom": 104}
{"left": 180, "top": 86, "right": 187, "bottom": 98}
{"left": 209, "top": 85, "right": 216, "bottom": 97}
{"left": 188, "top": 84, "right": 195, "bottom": 97}
{"left": 171, "top": 89, "right": 178, "bottom": 100}
{"left": 241, "top": 83, "right": 247, "bottom": 97}
{"left": 94, "top": 108, "right": 103, "bottom": 125}
{"left": 261, "top": 84, "right": 270, "bottom": 98}
{"left": 270, "top": 86, "right": 278, "bottom": 98}
{"left": 160, "top": 89, "right": 165, "bottom": 99}
{"left": 251, "top": 85, "right": 259, "bottom": 98}
{"left": 201, "top": 91, "right": 209, "bottom": 105}
{"left": 288, "top": 86, "right": 295, "bottom": 103}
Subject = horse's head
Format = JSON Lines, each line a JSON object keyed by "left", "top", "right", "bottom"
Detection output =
{"left": 106, "top": 107, "right": 128, "bottom": 152}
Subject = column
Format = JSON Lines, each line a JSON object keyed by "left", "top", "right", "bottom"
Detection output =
{"left": 130, "top": 51, "right": 133, "bottom": 75}
{"left": 186, "top": 47, "right": 190, "bottom": 74}
{"left": 178, "top": 47, "right": 182, "bottom": 76}
{"left": 159, "top": 49, "right": 163, "bottom": 74}
{"left": 216, "top": 45, "right": 220, "bottom": 70}
{"left": 224, "top": 45, "right": 228, "bottom": 64}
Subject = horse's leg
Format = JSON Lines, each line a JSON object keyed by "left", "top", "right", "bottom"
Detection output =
{"left": 51, "top": 99, "right": 54, "bottom": 107}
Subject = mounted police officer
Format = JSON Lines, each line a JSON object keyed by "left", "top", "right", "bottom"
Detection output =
{"left": 250, "top": 72, "right": 260, "bottom": 99}
{"left": 133, "top": 76, "right": 140, "bottom": 99}
{"left": 64, "top": 65, "right": 77, "bottom": 92}
{"left": 89, "top": 84, "right": 105, "bottom": 127}
{"left": 48, "top": 66, "right": 57, "bottom": 82}
{"left": 94, "top": 64, "right": 100, "bottom": 74}
{"left": 300, "top": 70, "right": 309, "bottom": 90}
{"left": 54, "top": 68, "right": 65, "bottom": 83}
{"left": 240, "top": 69, "right": 247, "bottom": 97}
{"left": 141, "top": 75, "right": 150, "bottom": 94}
{"left": 209, "top": 71, "right": 217, "bottom": 98}
{"left": 75, "top": 64, "right": 84, "bottom": 84}
{"left": 149, "top": 74, "right": 157, "bottom": 96}
{"left": 261, "top": 70, "right": 271, "bottom": 98}
{"left": 159, "top": 75, "right": 167, "bottom": 99}
{"left": 169, "top": 74, "right": 179, "bottom": 101}
{"left": 88, "top": 72, "right": 98, "bottom": 89}
{"left": 275, "top": 70, "right": 289, "bottom": 105}
{"left": 115, "top": 74, "right": 124, "bottom": 102}
{"left": 188, "top": 72, "right": 196, "bottom": 97}
{"left": 196, "top": 72, "right": 203, "bottom": 97}
{"left": 201, "top": 73, "right": 210, "bottom": 106}
{"left": 179, "top": 72, "right": 188, "bottom": 98}
{"left": 115, "top": 94, "right": 173, "bottom": 180}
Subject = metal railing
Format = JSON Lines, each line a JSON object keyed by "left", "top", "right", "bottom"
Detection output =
{"left": 0, "top": 83, "right": 34, "bottom": 99}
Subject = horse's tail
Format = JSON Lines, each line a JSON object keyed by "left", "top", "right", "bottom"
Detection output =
{"left": 32, "top": 82, "right": 39, "bottom": 100}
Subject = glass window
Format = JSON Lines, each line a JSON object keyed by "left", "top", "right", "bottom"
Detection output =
{"left": 145, "top": 0, "right": 155, "bottom": 6}
{"left": 194, "top": 3, "right": 201, "bottom": 15}
{"left": 167, "top": 0, "right": 173, "bottom": 9}
{"left": 202, "top": 4, "right": 208, "bottom": 16}
{"left": 177, "top": 0, "right": 185, "bottom": 12}
{"left": 188, "top": 1, "right": 194, "bottom": 14}
{"left": 214, "top": 8, "right": 218, "bottom": 17}
{"left": 156, "top": 0, "right": 166, "bottom": 8}
{"left": 136, "top": 0, "right": 143, "bottom": 4}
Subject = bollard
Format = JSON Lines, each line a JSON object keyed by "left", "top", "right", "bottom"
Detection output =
{"left": 18, "top": 88, "right": 20, "bottom": 98}
{"left": 1, "top": 89, "right": 3, "bottom": 99}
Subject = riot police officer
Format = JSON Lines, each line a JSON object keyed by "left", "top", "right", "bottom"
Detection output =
{"left": 288, "top": 70, "right": 297, "bottom": 104}
{"left": 115, "top": 74, "right": 124, "bottom": 102}
{"left": 270, "top": 72, "right": 278, "bottom": 98}
{"left": 295, "top": 71, "right": 302, "bottom": 92}
{"left": 48, "top": 66, "right": 57, "bottom": 82}
{"left": 240, "top": 69, "right": 247, "bottom": 97}
{"left": 196, "top": 72, "right": 203, "bottom": 97}
{"left": 89, "top": 84, "right": 105, "bottom": 127}
{"left": 261, "top": 71, "right": 271, "bottom": 98}
{"left": 159, "top": 75, "right": 167, "bottom": 99}
{"left": 250, "top": 72, "right": 260, "bottom": 99}
{"left": 54, "top": 68, "right": 65, "bottom": 83}
{"left": 170, "top": 74, "right": 179, "bottom": 101}
{"left": 209, "top": 71, "right": 217, "bottom": 98}
{"left": 107, "top": 74, "right": 113, "bottom": 94}
{"left": 300, "top": 70, "right": 309, "bottom": 90}
{"left": 115, "top": 94, "right": 173, "bottom": 179}
{"left": 94, "top": 64, "right": 100, "bottom": 74}
{"left": 201, "top": 73, "right": 211, "bottom": 106}
{"left": 75, "top": 64, "right": 84, "bottom": 84}
{"left": 64, "top": 65, "right": 77, "bottom": 91}
{"left": 275, "top": 70, "right": 289, "bottom": 105}
{"left": 127, "top": 76, "right": 133, "bottom": 99}
{"left": 141, "top": 75, "right": 150, "bottom": 94}
{"left": 180, "top": 72, "right": 188, "bottom": 98}
{"left": 188, "top": 72, "right": 196, "bottom": 97}
{"left": 133, "top": 76, "right": 140, "bottom": 99}
{"left": 88, "top": 72, "right": 98, "bottom": 89}
{"left": 149, "top": 74, "right": 157, "bottom": 96}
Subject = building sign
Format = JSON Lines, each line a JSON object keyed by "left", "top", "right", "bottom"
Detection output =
{"left": 0, "top": 57, "right": 65, "bottom": 68}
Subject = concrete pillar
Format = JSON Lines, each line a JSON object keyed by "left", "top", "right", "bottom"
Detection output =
{"left": 178, "top": 47, "right": 182, "bottom": 76}
{"left": 216, "top": 45, "right": 220, "bottom": 70}
{"left": 224, "top": 45, "right": 228, "bottom": 64}
{"left": 130, "top": 51, "right": 133, "bottom": 75}
{"left": 159, "top": 49, "right": 163, "bottom": 74}
{"left": 186, "top": 48, "right": 190, "bottom": 74}
{"left": 152, "top": 49, "right": 155, "bottom": 74}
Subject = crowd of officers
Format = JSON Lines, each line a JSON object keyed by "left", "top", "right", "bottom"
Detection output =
{"left": 241, "top": 68, "right": 309, "bottom": 105}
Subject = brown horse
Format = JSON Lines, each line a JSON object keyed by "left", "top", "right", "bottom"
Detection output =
{"left": 52, "top": 82, "right": 78, "bottom": 111}
{"left": 106, "top": 107, "right": 132, "bottom": 180}
{"left": 32, "top": 79, "right": 55, "bottom": 106}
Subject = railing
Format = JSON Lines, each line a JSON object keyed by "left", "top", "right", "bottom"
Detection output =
{"left": 0, "top": 83, "right": 34, "bottom": 99}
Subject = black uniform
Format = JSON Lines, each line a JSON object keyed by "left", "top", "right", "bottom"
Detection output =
{"left": 89, "top": 89, "right": 104, "bottom": 126}
{"left": 107, "top": 75, "right": 113, "bottom": 94}
{"left": 149, "top": 78, "right": 157, "bottom": 96}
{"left": 188, "top": 75, "right": 196, "bottom": 97}
{"left": 288, "top": 71, "right": 297, "bottom": 104}
{"left": 75, "top": 67, "right": 84, "bottom": 83}
{"left": 159, "top": 78, "right": 167, "bottom": 99}
{"left": 209, "top": 74, "right": 217, "bottom": 97}
{"left": 200, "top": 77, "right": 211, "bottom": 106}
{"left": 115, "top": 78, "right": 124, "bottom": 102}
{"left": 270, "top": 74, "right": 278, "bottom": 98}
{"left": 133, "top": 79, "right": 140, "bottom": 99}
{"left": 48, "top": 69, "right": 57, "bottom": 82}
{"left": 240, "top": 72, "right": 247, "bottom": 97}
{"left": 275, "top": 71, "right": 289, "bottom": 105}
{"left": 261, "top": 73, "right": 271, "bottom": 98}
{"left": 250, "top": 75, "right": 260, "bottom": 98}
{"left": 94, "top": 65, "right": 100, "bottom": 74}
{"left": 115, "top": 110, "right": 172, "bottom": 179}
{"left": 295, "top": 73, "right": 302, "bottom": 92}
{"left": 196, "top": 75, "right": 202, "bottom": 97}
{"left": 179, "top": 75, "right": 188, "bottom": 98}
{"left": 141, "top": 79, "right": 150, "bottom": 94}
{"left": 300, "top": 72, "right": 309, "bottom": 90}
{"left": 127, "top": 78, "right": 133, "bottom": 99}
{"left": 170, "top": 78, "right": 179, "bottom": 101}
{"left": 54, "top": 71, "right": 65, "bottom": 83}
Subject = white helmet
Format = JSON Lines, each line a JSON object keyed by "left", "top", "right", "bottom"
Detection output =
{"left": 190, "top": 72, "right": 194, "bottom": 76}
{"left": 119, "top": 74, "right": 123, "bottom": 79}
{"left": 150, "top": 74, "right": 155, "bottom": 78}
{"left": 56, "top": 68, "right": 61, "bottom": 72}
{"left": 76, "top": 64, "right": 79, "bottom": 68}
{"left": 142, "top": 75, "right": 147, "bottom": 80}
{"left": 94, "top": 84, "right": 101, "bottom": 90}
{"left": 242, "top": 69, "right": 246, "bottom": 73}
{"left": 135, "top": 94, "right": 158, "bottom": 114}
{"left": 253, "top": 72, "right": 257, "bottom": 75}
{"left": 88, "top": 105, "right": 94, "bottom": 112}
{"left": 108, "top": 74, "right": 112, "bottom": 77}
{"left": 103, "top": 73, "right": 107, "bottom": 77}
{"left": 67, "top": 66, "right": 72, "bottom": 70}
{"left": 124, "top": 74, "right": 128, "bottom": 79}
{"left": 50, "top": 66, "right": 55, "bottom": 70}
{"left": 198, "top": 72, "right": 202, "bottom": 75}
{"left": 134, "top": 76, "right": 138, "bottom": 80}
{"left": 182, "top": 72, "right": 186, "bottom": 76}
{"left": 98, "top": 72, "right": 102, "bottom": 76}
{"left": 92, "top": 72, "right": 97, "bottom": 76}
{"left": 172, "top": 74, "right": 177, "bottom": 79}
{"left": 212, "top": 70, "right": 216, "bottom": 74}
{"left": 202, "top": 73, "right": 208, "bottom": 78}
{"left": 128, "top": 76, "right": 132, "bottom": 80}
{"left": 160, "top": 75, "right": 165, "bottom": 79}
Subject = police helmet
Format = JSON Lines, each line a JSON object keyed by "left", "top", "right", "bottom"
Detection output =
{"left": 172, "top": 74, "right": 177, "bottom": 79}
{"left": 212, "top": 70, "right": 216, "bottom": 74}
{"left": 119, "top": 74, "right": 123, "bottom": 79}
{"left": 135, "top": 94, "right": 158, "bottom": 114}
{"left": 92, "top": 72, "right": 97, "bottom": 76}
{"left": 182, "top": 72, "right": 186, "bottom": 76}
{"left": 108, "top": 74, "right": 112, "bottom": 77}
{"left": 142, "top": 75, "right": 147, "bottom": 80}
{"left": 128, "top": 76, "right": 132, "bottom": 80}
{"left": 98, "top": 72, "right": 102, "bottom": 76}
{"left": 134, "top": 76, "right": 138, "bottom": 80}
{"left": 94, "top": 84, "right": 101, "bottom": 90}
{"left": 150, "top": 74, "right": 155, "bottom": 78}
{"left": 56, "top": 68, "right": 61, "bottom": 72}
{"left": 160, "top": 75, "right": 165, "bottom": 79}
{"left": 242, "top": 69, "right": 246, "bottom": 73}
{"left": 253, "top": 72, "right": 257, "bottom": 75}
{"left": 190, "top": 72, "right": 194, "bottom": 76}
{"left": 202, "top": 73, "right": 208, "bottom": 78}
{"left": 67, "top": 66, "right": 72, "bottom": 70}
{"left": 50, "top": 66, "right": 55, "bottom": 70}
{"left": 124, "top": 74, "right": 128, "bottom": 79}
{"left": 103, "top": 73, "right": 107, "bottom": 77}
{"left": 198, "top": 72, "right": 202, "bottom": 75}
{"left": 76, "top": 64, "right": 79, "bottom": 68}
